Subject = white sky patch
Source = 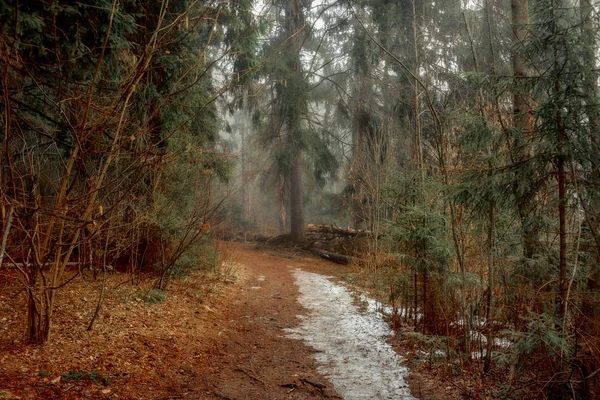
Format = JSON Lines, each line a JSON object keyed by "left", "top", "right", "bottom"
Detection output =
{"left": 285, "top": 269, "right": 416, "bottom": 400}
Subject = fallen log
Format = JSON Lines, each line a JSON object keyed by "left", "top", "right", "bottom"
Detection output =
{"left": 266, "top": 234, "right": 291, "bottom": 245}
{"left": 248, "top": 234, "right": 271, "bottom": 243}
{"left": 306, "top": 223, "right": 361, "bottom": 238}
{"left": 308, "top": 248, "right": 359, "bottom": 265}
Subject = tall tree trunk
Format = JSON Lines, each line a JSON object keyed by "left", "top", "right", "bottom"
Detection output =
{"left": 290, "top": 154, "right": 305, "bottom": 242}
{"left": 278, "top": 182, "right": 287, "bottom": 235}
{"left": 577, "top": 1, "right": 600, "bottom": 394}
{"left": 511, "top": 0, "right": 538, "bottom": 259}
{"left": 556, "top": 107, "right": 567, "bottom": 314}
{"left": 283, "top": 0, "right": 307, "bottom": 242}
{"left": 511, "top": 0, "right": 531, "bottom": 139}
{"left": 241, "top": 120, "right": 248, "bottom": 220}
{"left": 579, "top": 0, "right": 600, "bottom": 318}
{"left": 579, "top": 0, "right": 600, "bottom": 296}
{"left": 484, "top": 201, "right": 495, "bottom": 372}
{"left": 549, "top": 2, "right": 568, "bottom": 318}
{"left": 410, "top": 0, "right": 423, "bottom": 180}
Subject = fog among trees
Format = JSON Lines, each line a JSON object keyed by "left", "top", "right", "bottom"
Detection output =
{"left": 1, "top": 0, "right": 600, "bottom": 397}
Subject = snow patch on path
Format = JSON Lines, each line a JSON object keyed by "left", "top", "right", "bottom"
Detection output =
{"left": 285, "top": 269, "right": 416, "bottom": 400}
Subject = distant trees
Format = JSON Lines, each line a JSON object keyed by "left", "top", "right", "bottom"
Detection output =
{"left": 255, "top": 0, "right": 339, "bottom": 242}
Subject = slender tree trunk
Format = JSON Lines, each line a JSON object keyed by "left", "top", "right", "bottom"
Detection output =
{"left": 550, "top": 6, "right": 568, "bottom": 316}
{"left": 290, "top": 154, "right": 305, "bottom": 242}
{"left": 410, "top": 0, "right": 423, "bottom": 180}
{"left": 557, "top": 111, "right": 567, "bottom": 314}
{"left": 241, "top": 94, "right": 250, "bottom": 219}
{"left": 511, "top": 0, "right": 538, "bottom": 259}
{"left": 484, "top": 201, "right": 495, "bottom": 373}
{"left": 0, "top": 205, "right": 14, "bottom": 268}
{"left": 413, "top": 271, "right": 418, "bottom": 327}
{"left": 422, "top": 268, "right": 428, "bottom": 333}
{"left": 579, "top": 0, "right": 600, "bottom": 346}
{"left": 576, "top": 14, "right": 600, "bottom": 397}
{"left": 241, "top": 124, "right": 248, "bottom": 217}
{"left": 511, "top": 0, "right": 531, "bottom": 139}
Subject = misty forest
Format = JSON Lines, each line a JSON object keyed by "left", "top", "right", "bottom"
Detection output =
{"left": 1, "top": 0, "right": 600, "bottom": 399}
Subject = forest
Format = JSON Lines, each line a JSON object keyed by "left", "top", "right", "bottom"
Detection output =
{"left": 1, "top": 0, "right": 599, "bottom": 399}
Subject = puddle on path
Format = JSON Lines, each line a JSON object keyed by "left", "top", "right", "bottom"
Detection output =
{"left": 285, "top": 269, "right": 415, "bottom": 400}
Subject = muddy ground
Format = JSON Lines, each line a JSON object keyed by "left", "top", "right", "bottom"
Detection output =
{"left": 0, "top": 242, "right": 456, "bottom": 399}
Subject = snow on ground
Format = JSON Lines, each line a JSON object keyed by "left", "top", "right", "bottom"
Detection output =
{"left": 358, "top": 294, "right": 423, "bottom": 321}
{"left": 285, "top": 268, "right": 416, "bottom": 400}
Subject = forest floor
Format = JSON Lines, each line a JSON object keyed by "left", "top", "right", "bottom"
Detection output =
{"left": 0, "top": 242, "right": 459, "bottom": 399}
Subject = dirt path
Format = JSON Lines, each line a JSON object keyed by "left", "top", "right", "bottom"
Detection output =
{"left": 2, "top": 242, "right": 428, "bottom": 400}
{"left": 193, "top": 242, "right": 343, "bottom": 399}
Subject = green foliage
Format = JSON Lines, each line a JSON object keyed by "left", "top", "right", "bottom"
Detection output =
{"left": 60, "top": 369, "right": 86, "bottom": 382}
{"left": 89, "top": 370, "right": 110, "bottom": 385}
{"left": 444, "top": 272, "right": 484, "bottom": 292}
{"left": 404, "top": 332, "right": 460, "bottom": 365}
{"left": 222, "top": 0, "right": 269, "bottom": 87}
{"left": 61, "top": 369, "right": 109, "bottom": 385}
{"left": 387, "top": 175, "right": 453, "bottom": 274}
{"left": 219, "top": 200, "right": 256, "bottom": 231}
{"left": 502, "top": 312, "right": 574, "bottom": 370}
{"left": 170, "top": 237, "right": 217, "bottom": 278}
{"left": 138, "top": 289, "right": 166, "bottom": 305}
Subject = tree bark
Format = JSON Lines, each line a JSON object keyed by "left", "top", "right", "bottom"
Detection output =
{"left": 557, "top": 109, "right": 567, "bottom": 314}
{"left": 411, "top": 0, "right": 423, "bottom": 180}
{"left": 283, "top": 0, "right": 307, "bottom": 243}
{"left": 579, "top": 0, "right": 600, "bottom": 320}
{"left": 577, "top": 2, "right": 600, "bottom": 394}
{"left": 309, "top": 248, "right": 358, "bottom": 265}
{"left": 290, "top": 154, "right": 305, "bottom": 242}
{"left": 278, "top": 185, "right": 287, "bottom": 235}
{"left": 511, "top": 0, "right": 538, "bottom": 259}
{"left": 511, "top": 0, "right": 531, "bottom": 136}
{"left": 484, "top": 201, "right": 495, "bottom": 373}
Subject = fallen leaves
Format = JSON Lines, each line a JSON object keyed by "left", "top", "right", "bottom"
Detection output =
{"left": 0, "top": 266, "right": 242, "bottom": 399}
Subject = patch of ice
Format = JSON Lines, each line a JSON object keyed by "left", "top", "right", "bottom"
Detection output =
{"left": 359, "top": 294, "right": 394, "bottom": 315}
{"left": 285, "top": 269, "right": 415, "bottom": 400}
{"left": 257, "top": 275, "right": 266, "bottom": 282}
{"left": 416, "top": 349, "right": 429, "bottom": 358}
{"left": 434, "top": 349, "right": 447, "bottom": 357}
{"left": 469, "top": 332, "right": 513, "bottom": 349}
{"left": 380, "top": 305, "right": 423, "bottom": 321}
{"left": 494, "top": 337, "right": 512, "bottom": 348}
{"left": 471, "top": 337, "right": 513, "bottom": 359}
{"left": 472, "top": 350, "right": 485, "bottom": 359}
{"left": 471, "top": 331, "right": 487, "bottom": 344}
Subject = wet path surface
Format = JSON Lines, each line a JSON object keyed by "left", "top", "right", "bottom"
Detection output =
{"left": 196, "top": 244, "right": 414, "bottom": 400}
{"left": 285, "top": 269, "right": 415, "bottom": 400}
{"left": 197, "top": 245, "right": 341, "bottom": 399}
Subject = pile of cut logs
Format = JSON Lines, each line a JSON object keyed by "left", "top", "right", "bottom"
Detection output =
{"left": 226, "top": 224, "right": 368, "bottom": 265}
{"left": 305, "top": 223, "right": 364, "bottom": 239}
